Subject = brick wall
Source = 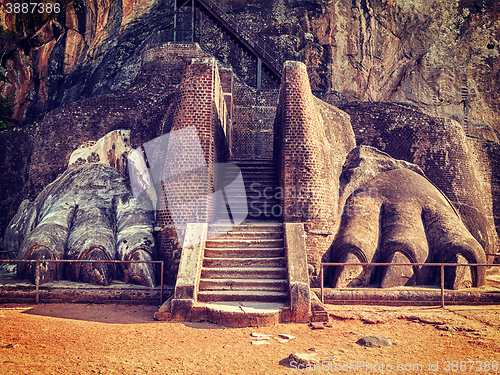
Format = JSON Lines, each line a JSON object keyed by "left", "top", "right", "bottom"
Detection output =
{"left": 468, "top": 138, "right": 500, "bottom": 259}
{"left": 274, "top": 61, "right": 356, "bottom": 285}
{"left": 231, "top": 80, "right": 278, "bottom": 159}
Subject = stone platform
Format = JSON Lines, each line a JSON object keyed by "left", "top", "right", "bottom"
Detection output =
{"left": 155, "top": 301, "right": 290, "bottom": 328}
{"left": 316, "top": 266, "right": 500, "bottom": 306}
{"left": 314, "top": 286, "right": 500, "bottom": 306}
{"left": 0, "top": 268, "right": 173, "bottom": 305}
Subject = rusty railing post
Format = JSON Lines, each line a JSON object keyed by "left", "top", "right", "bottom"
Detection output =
{"left": 440, "top": 264, "right": 445, "bottom": 308}
{"left": 160, "top": 261, "right": 164, "bottom": 305}
{"left": 35, "top": 260, "right": 40, "bottom": 304}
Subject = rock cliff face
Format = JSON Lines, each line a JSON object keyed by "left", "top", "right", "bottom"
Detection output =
{"left": 1, "top": 0, "right": 499, "bottom": 138}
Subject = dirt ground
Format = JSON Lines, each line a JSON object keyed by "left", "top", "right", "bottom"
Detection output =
{"left": 1, "top": 303, "right": 500, "bottom": 374}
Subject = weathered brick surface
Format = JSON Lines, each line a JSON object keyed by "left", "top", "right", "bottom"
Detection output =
{"left": 148, "top": 48, "right": 230, "bottom": 283}
{"left": 231, "top": 80, "right": 278, "bottom": 159}
{"left": 157, "top": 57, "right": 220, "bottom": 224}
{"left": 468, "top": 138, "right": 500, "bottom": 259}
{"left": 275, "top": 61, "right": 356, "bottom": 284}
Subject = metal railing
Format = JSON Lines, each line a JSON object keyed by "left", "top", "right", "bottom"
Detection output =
{"left": 0, "top": 259, "right": 164, "bottom": 305}
{"left": 197, "top": 0, "right": 282, "bottom": 79}
{"left": 320, "top": 262, "right": 495, "bottom": 308}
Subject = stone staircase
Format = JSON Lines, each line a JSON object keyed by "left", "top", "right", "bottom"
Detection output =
{"left": 154, "top": 220, "right": 324, "bottom": 326}
{"left": 154, "top": 157, "right": 325, "bottom": 327}
{"left": 218, "top": 159, "right": 281, "bottom": 221}
{"left": 198, "top": 223, "right": 288, "bottom": 303}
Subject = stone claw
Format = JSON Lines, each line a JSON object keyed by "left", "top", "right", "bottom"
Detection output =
{"left": 123, "top": 248, "right": 156, "bottom": 287}
{"left": 76, "top": 246, "right": 116, "bottom": 286}
{"left": 379, "top": 251, "right": 415, "bottom": 288}
{"left": 332, "top": 249, "right": 371, "bottom": 288}
{"left": 20, "top": 245, "right": 61, "bottom": 284}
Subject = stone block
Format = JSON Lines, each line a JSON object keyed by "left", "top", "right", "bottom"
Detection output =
{"left": 285, "top": 223, "right": 311, "bottom": 323}
{"left": 170, "top": 298, "right": 194, "bottom": 321}
{"left": 290, "top": 282, "right": 311, "bottom": 323}
{"left": 174, "top": 223, "right": 207, "bottom": 300}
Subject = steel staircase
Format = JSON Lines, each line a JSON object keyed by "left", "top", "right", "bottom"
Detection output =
{"left": 173, "top": 0, "right": 282, "bottom": 85}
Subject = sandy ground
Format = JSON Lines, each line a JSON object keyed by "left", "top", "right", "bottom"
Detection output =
{"left": 1, "top": 303, "right": 500, "bottom": 374}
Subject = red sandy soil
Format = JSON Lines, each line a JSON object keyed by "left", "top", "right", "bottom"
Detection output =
{"left": 1, "top": 303, "right": 500, "bottom": 374}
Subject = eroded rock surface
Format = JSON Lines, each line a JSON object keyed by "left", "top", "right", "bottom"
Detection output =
{"left": 1, "top": 0, "right": 499, "bottom": 139}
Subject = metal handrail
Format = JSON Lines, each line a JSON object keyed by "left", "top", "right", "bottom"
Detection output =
{"left": 320, "top": 262, "right": 495, "bottom": 308}
{"left": 0, "top": 259, "right": 164, "bottom": 305}
{"left": 197, "top": 0, "right": 282, "bottom": 77}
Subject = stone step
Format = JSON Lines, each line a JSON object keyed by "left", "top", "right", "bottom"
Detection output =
{"left": 207, "top": 231, "right": 283, "bottom": 239}
{"left": 239, "top": 170, "right": 277, "bottom": 174}
{"left": 208, "top": 223, "right": 283, "bottom": 232}
{"left": 223, "top": 192, "right": 279, "bottom": 200}
{"left": 205, "top": 239, "right": 284, "bottom": 249}
{"left": 224, "top": 176, "right": 277, "bottom": 182}
{"left": 247, "top": 210, "right": 283, "bottom": 219}
{"left": 222, "top": 182, "right": 279, "bottom": 191}
{"left": 215, "top": 206, "right": 280, "bottom": 218}
{"left": 222, "top": 184, "right": 279, "bottom": 192}
{"left": 219, "top": 199, "right": 281, "bottom": 206}
{"left": 240, "top": 170, "right": 277, "bottom": 174}
{"left": 199, "top": 278, "right": 288, "bottom": 292}
{"left": 203, "top": 257, "right": 286, "bottom": 268}
{"left": 223, "top": 179, "right": 279, "bottom": 186}
{"left": 238, "top": 166, "right": 276, "bottom": 170}
{"left": 224, "top": 170, "right": 277, "bottom": 177}
{"left": 201, "top": 267, "right": 287, "bottom": 279}
{"left": 216, "top": 192, "right": 279, "bottom": 199}
{"left": 220, "top": 202, "right": 281, "bottom": 211}
{"left": 191, "top": 302, "right": 288, "bottom": 328}
{"left": 230, "top": 159, "right": 276, "bottom": 165}
{"left": 217, "top": 212, "right": 282, "bottom": 220}
{"left": 224, "top": 176, "right": 278, "bottom": 182}
{"left": 204, "top": 247, "right": 284, "bottom": 258}
{"left": 216, "top": 197, "right": 280, "bottom": 205}
{"left": 197, "top": 290, "right": 289, "bottom": 303}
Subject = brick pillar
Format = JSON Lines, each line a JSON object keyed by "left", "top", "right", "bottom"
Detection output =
{"left": 154, "top": 56, "right": 228, "bottom": 284}
{"left": 276, "top": 61, "right": 355, "bottom": 285}
{"left": 278, "top": 61, "right": 334, "bottom": 224}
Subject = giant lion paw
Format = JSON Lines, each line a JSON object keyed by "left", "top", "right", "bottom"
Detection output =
{"left": 5, "top": 131, "right": 156, "bottom": 287}
{"left": 329, "top": 147, "right": 486, "bottom": 290}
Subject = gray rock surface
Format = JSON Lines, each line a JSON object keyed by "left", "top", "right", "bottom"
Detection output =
{"left": 357, "top": 335, "right": 394, "bottom": 348}
{"left": 288, "top": 352, "right": 320, "bottom": 366}
{"left": 2, "top": 0, "right": 499, "bottom": 138}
